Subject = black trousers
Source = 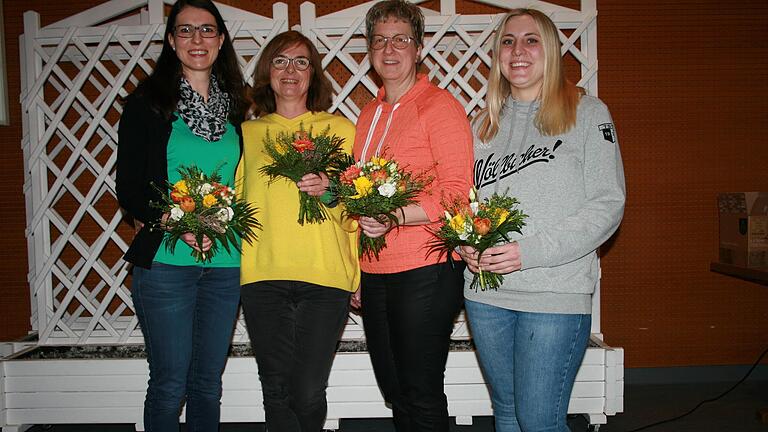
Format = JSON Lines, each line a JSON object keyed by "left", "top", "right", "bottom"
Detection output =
{"left": 241, "top": 280, "right": 350, "bottom": 432}
{"left": 361, "top": 261, "right": 465, "bottom": 432}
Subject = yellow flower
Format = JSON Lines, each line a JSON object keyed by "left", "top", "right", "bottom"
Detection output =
{"left": 173, "top": 180, "right": 189, "bottom": 195}
{"left": 274, "top": 141, "right": 289, "bottom": 155}
{"left": 203, "top": 194, "right": 218, "bottom": 208}
{"left": 496, "top": 208, "right": 510, "bottom": 225}
{"left": 371, "top": 156, "right": 388, "bottom": 167}
{"left": 351, "top": 176, "right": 373, "bottom": 199}
{"left": 449, "top": 214, "right": 466, "bottom": 233}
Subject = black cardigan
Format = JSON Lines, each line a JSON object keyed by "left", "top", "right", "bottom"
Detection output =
{"left": 116, "top": 94, "right": 244, "bottom": 269}
{"left": 116, "top": 95, "right": 174, "bottom": 269}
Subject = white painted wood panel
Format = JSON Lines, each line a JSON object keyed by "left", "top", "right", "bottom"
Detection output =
{"left": 6, "top": 0, "right": 622, "bottom": 430}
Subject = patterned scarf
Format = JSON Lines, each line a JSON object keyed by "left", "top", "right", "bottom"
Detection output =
{"left": 177, "top": 75, "right": 230, "bottom": 142}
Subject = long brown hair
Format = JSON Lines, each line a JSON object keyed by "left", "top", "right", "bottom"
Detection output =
{"left": 476, "top": 8, "right": 583, "bottom": 142}
{"left": 132, "top": 0, "right": 248, "bottom": 125}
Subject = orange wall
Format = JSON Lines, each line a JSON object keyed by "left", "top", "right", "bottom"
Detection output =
{"left": 1, "top": 0, "right": 766, "bottom": 367}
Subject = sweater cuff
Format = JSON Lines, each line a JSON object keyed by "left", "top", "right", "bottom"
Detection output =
{"left": 516, "top": 236, "right": 547, "bottom": 270}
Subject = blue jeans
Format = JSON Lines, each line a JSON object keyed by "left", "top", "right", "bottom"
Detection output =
{"left": 464, "top": 300, "right": 591, "bottom": 432}
{"left": 132, "top": 263, "right": 240, "bottom": 432}
{"left": 240, "top": 281, "right": 350, "bottom": 432}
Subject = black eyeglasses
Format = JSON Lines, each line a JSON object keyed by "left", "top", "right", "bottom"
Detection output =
{"left": 174, "top": 24, "right": 219, "bottom": 38}
{"left": 369, "top": 34, "right": 415, "bottom": 50}
{"left": 270, "top": 56, "right": 311, "bottom": 71}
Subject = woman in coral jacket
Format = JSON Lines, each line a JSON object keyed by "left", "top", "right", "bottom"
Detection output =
{"left": 352, "top": 1, "right": 474, "bottom": 430}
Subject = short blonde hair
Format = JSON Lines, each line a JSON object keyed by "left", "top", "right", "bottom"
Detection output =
{"left": 476, "top": 8, "right": 583, "bottom": 142}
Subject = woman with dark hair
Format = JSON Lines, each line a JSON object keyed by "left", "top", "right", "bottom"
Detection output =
{"left": 352, "top": 1, "right": 474, "bottom": 430}
{"left": 458, "top": 9, "right": 625, "bottom": 432}
{"left": 238, "top": 30, "right": 359, "bottom": 432}
{"left": 115, "top": 0, "right": 247, "bottom": 429}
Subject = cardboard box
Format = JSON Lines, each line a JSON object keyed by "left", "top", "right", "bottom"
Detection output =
{"left": 718, "top": 192, "right": 768, "bottom": 268}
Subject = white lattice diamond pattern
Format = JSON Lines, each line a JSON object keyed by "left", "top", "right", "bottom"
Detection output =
{"left": 301, "top": 0, "right": 599, "bottom": 339}
{"left": 22, "top": 2, "right": 289, "bottom": 345}
{"left": 21, "top": 0, "right": 597, "bottom": 345}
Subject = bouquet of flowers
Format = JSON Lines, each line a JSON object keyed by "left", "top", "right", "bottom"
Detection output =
{"left": 330, "top": 155, "right": 432, "bottom": 260}
{"left": 429, "top": 188, "right": 527, "bottom": 291}
{"left": 260, "top": 125, "right": 347, "bottom": 225}
{"left": 152, "top": 164, "right": 261, "bottom": 263}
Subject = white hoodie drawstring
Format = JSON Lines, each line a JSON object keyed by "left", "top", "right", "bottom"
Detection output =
{"left": 359, "top": 103, "right": 401, "bottom": 162}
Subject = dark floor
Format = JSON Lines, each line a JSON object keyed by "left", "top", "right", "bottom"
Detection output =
{"left": 24, "top": 379, "right": 768, "bottom": 432}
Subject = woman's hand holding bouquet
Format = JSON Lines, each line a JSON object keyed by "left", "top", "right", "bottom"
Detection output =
{"left": 260, "top": 125, "right": 347, "bottom": 225}
{"left": 152, "top": 164, "right": 260, "bottom": 263}
{"left": 330, "top": 155, "right": 432, "bottom": 260}
{"left": 429, "top": 188, "right": 527, "bottom": 291}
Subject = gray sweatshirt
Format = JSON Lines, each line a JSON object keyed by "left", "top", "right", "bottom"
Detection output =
{"left": 465, "top": 95, "right": 625, "bottom": 314}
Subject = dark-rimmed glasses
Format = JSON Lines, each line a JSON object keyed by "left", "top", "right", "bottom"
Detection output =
{"left": 174, "top": 24, "right": 219, "bottom": 38}
{"left": 369, "top": 34, "right": 415, "bottom": 50}
{"left": 271, "top": 56, "right": 311, "bottom": 71}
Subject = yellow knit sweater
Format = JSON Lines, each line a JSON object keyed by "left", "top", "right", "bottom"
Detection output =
{"left": 238, "top": 111, "right": 359, "bottom": 292}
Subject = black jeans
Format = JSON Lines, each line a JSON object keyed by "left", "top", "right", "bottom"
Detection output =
{"left": 241, "top": 280, "right": 351, "bottom": 432}
{"left": 361, "top": 261, "right": 465, "bottom": 432}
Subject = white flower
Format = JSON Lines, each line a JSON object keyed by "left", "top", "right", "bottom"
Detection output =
{"left": 470, "top": 201, "right": 479, "bottom": 214}
{"left": 469, "top": 187, "right": 477, "bottom": 202}
{"left": 378, "top": 182, "right": 396, "bottom": 198}
{"left": 459, "top": 232, "right": 469, "bottom": 241}
{"left": 444, "top": 211, "right": 452, "bottom": 221}
{"left": 217, "top": 207, "right": 234, "bottom": 222}
{"left": 170, "top": 206, "right": 184, "bottom": 221}
{"left": 199, "top": 183, "right": 214, "bottom": 195}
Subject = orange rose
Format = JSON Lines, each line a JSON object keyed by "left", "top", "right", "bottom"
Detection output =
{"left": 340, "top": 165, "right": 362, "bottom": 185}
{"left": 292, "top": 131, "right": 314, "bottom": 153}
{"left": 370, "top": 169, "right": 388, "bottom": 182}
{"left": 170, "top": 190, "right": 185, "bottom": 203}
{"left": 292, "top": 138, "right": 315, "bottom": 153}
{"left": 179, "top": 196, "right": 196, "bottom": 213}
{"left": 473, "top": 217, "right": 491, "bottom": 235}
{"left": 211, "top": 182, "right": 223, "bottom": 195}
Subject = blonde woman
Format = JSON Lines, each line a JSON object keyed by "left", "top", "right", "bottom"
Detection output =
{"left": 459, "top": 9, "right": 625, "bottom": 432}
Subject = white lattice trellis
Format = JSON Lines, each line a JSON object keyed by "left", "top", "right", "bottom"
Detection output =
{"left": 20, "top": 0, "right": 599, "bottom": 346}
{"left": 20, "top": 0, "right": 289, "bottom": 345}
{"left": 301, "top": 0, "right": 598, "bottom": 123}
{"left": 303, "top": 0, "right": 600, "bottom": 339}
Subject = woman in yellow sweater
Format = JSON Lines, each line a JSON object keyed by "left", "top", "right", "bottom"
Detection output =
{"left": 238, "top": 31, "right": 359, "bottom": 432}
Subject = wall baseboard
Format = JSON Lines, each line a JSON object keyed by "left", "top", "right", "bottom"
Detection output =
{"left": 626, "top": 365, "right": 768, "bottom": 385}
